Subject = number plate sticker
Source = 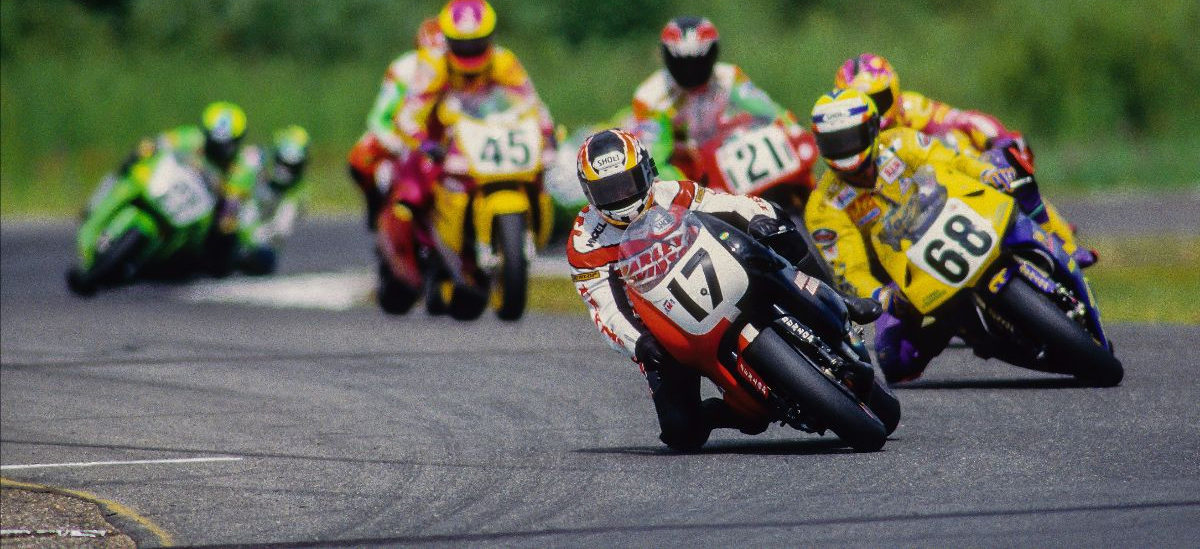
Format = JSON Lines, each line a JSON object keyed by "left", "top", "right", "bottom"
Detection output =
{"left": 906, "top": 197, "right": 998, "bottom": 288}
{"left": 715, "top": 125, "right": 800, "bottom": 193}
{"left": 639, "top": 230, "right": 749, "bottom": 336}
{"left": 147, "top": 156, "right": 214, "bottom": 226}
{"left": 456, "top": 118, "right": 542, "bottom": 177}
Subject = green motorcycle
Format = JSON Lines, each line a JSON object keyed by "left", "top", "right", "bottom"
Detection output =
{"left": 67, "top": 151, "right": 220, "bottom": 296}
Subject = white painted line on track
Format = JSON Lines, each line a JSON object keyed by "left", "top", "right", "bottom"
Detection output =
{"left": 1, "top": 456, "right": 243, "bottom": 471}
{"left": 172, "top": 256, "right": 571, "bottom": 310}
{"left": 176, "top": 270, "right": 374, "bottom": 310}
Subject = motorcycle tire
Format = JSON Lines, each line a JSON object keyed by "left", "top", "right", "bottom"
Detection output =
{"left": 493, "top": 212, "right": 529, "bottom": 321}
{"left": 377, "top": 262, "right": 419, "bottom": 315}
{"left": 867, "top": 374, "right": 901, "bottom": 436}
{"left": 992, "top": 277, "right": 1123, "bottom": 387}
{"left": 66, "top": 229, "right": 147, "bottom": 297}
{"left": 747, "top": 326, "right": 887, "bottom": 452}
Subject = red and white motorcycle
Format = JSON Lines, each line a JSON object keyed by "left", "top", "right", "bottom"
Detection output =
{"left": 618, "top": 204, "right": 900, "bottom": 451}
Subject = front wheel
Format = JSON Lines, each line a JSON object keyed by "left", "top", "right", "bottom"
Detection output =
{"left": 990, "top": 277, "right": 1123, "bottom": 387}
{"left": 378, "top": 262, "right": 419, "bottom": 315}
{"left": 67, "top": 230, "right": 147, "bottom": 297}
{"left": 492, "top": 213, "right": 529, "bottom": 321}
{"left": 745, "top": 327, "right": 887, "bottom": 452}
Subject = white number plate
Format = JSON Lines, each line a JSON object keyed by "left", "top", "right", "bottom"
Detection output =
{"left": 147, "top": 156, "right": 214, "bottom": 226}
{"left": 456, "top": 118, "right": 542, "bottom": 177}
{"left": 906, "top": 197, "right": 999, "bottom": 288}
{"left": 715, "top": 125, "right": 800, "bottom": 193}
{"left": 638, "top": 231, "right": 749, "bottom": 335}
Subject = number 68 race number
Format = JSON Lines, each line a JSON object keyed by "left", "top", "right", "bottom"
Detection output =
{"left": 906, "top": 198, "right": 999, "bottom": 287}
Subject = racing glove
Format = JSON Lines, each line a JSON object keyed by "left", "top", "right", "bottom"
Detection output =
{"left": 872, "top": 282, "right": 912, "bottom": 318}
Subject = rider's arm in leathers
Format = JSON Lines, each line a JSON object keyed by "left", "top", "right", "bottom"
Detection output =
{"left": 804, "top": 171, "right": 886, "bottom": 300}
{"left": 897, "top": 90, "right": 1020, "bottom": 153}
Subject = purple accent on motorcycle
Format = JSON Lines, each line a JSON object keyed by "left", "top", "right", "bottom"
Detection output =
{"left": 1002, "top": 213, "right": 1109, "bottom": 349}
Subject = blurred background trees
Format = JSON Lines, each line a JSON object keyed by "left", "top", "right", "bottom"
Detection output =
{"left": 3, "top": 0, "right": 1197, "bottom": 214}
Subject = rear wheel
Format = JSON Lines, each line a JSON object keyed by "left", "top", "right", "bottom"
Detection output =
{"left": 745, "top": 327, "right": 887, "bottom": 452}
{"left": 492, "top": 213, "right": 529, "bottom": 321}
{"left": 66, "top": 230, "right": 147, "bottom": 297}
{"left": 991, "top": 278, "right": 1123, "bottom": 387}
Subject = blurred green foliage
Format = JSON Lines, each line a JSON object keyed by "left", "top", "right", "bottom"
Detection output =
{"left": 2, "top": 0, "right": 1197, "bottom": 215}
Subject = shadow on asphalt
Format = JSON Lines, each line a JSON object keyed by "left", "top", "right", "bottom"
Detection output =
{"left": 576, "top": 437, "right": 864, "bottom": 457}
{"left": 895, "top": 377, "right": 1088, "bottom": 390}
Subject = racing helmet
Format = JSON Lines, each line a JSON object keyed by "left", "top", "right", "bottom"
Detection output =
{"left": 811, "top": 88, "right": 881, "bottom": 188}
{"left": 577, "top": 129, "right": 659, "bottom": 226}
{"left": 271, "top": 125, "right": 310, "bottom": 190}
{"left": 201, "top": 101, "right": 247, "bottom": 170}
{"left": 416, "top": 17, "right": 447, "bottom": 51}
{"left": 438, "top": 0, "right": 496, "bottom": 74}
{"left": 834, "top": 53, "right": 901, "bottom": 129}
{"left": 660, "top": 16, "right": 720, "bottom": 89}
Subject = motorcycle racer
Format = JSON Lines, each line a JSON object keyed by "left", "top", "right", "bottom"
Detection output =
{"left": 388, "top": 0, "right": 556, "bottom": 260}
{"left": 629, "top": 16, "right": 815, "bottom": 193}
{"left": 82, "top": 102, "right": 250, "bottom": 276}
{"left": 347, "top": 17, "right": 446, "bottom": 231}
{"left": 833, "top": 53, "right": 1096, "bottom": 267}
{"left": 569, "top": 129, "right": 879, "bottom": 450}
{"left": 805, "top": 88, "right": 1058, "bottom": 383}
{"left": 228, "top": 125, "right": 311, "bottom": 275}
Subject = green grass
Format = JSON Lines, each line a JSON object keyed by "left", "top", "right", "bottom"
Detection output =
{"left": 526, "top": 235, "right": 1200, "bottom": 324}
{"left": 1084, "top": 235, "right": 1200, "bottom": 324}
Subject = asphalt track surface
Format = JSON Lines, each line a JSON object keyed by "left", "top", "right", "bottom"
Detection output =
{"left": 3, "top": 193, "right": 1199, "bottom": 547}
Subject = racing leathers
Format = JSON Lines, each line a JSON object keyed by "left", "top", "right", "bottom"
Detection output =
{"left": 805, "top": 127, "right": 1035, "bottom": 382}
{"left": 629, "top": 62, "right": 814, "bottom": 194}
{"left": 348, "top": 50, "right": 425, "bottom": 230}
{"left": 569, "top": 179, "right": 821, "bottom": 450}
{"left": 888, "top": 90, "right": 1092, "bottom": 266}
{"left": 228, "top": 145, "right": 307, "bottom": 275}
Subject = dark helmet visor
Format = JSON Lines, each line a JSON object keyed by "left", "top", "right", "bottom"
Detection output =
{"left": 869, "top": 88, "right": 894, "bottom": 115}
{"left": 447, "top": 36, "right": 491, "bottom": 59}
{"left": 815, "top": 121, "right": 879, "bottom": 159}
{"left": 582, "top": 162, "right": 653, "bottom": 212}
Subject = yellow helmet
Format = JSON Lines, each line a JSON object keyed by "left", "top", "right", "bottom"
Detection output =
{"left": 438, "top": 0, "right": 497, "bottom": 73}
{"left": 201, "top": 101, "right": 247, "bottom": 143}
{"left": 834, "top": 53, "right": 901, "bottom": 129}
{"left": 810, "top": 88, "right": 881, "bottom": 186}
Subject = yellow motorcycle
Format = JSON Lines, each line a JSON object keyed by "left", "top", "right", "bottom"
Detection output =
{"left": 868, "top": 165, "right": 1121, "bottom": 386}
{"left": 422, "top": 88, "right": 554, "bottom": 320}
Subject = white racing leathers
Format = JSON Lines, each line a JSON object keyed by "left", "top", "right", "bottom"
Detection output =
{"left": 567, "top": 179, "right": 777, "bottom": 361}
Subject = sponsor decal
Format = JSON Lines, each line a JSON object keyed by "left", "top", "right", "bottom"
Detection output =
{"left": 737, "top": 359, "right": 770, "bottom": 398}
{"left": 793, "top": 271, "right": 820, "bottom": 295}
{"left": 591, "top": 151, "right": 625, "bottom": 175}
{"left": 779, "top": 315, "right": 817, "bottom": 344}
{"left": 879, "top": 153, "right": 906, "bottom": 183}
{"left": 585, "top": 222, "right": 607, "bottom": 247}
{"left": 811, "top": 228, "right": 838, "bottom": 248}
{"left": 1018, "top": 262, "right": 1057, "bottom": 294}
{"left": 916, "top": 132, "right": 932, "bottom": 148}
{"left": 986, "top": 268, "right": 1011, "bottom": 294}
{"left": 719, "top": 231, "right": 730, "bottom": 241}
{"left": 846, "top": 195, "right": 881, "bottom": 227}
{"left": 662, "top": 298, "right": 675, "bottom": 312}
{"left": 620, "top": 233, "right": 689, "bottom": 286}
{"left": 571, "top": 271, "right": 601, "bottom": 282}
{"left": 695, "top": 187, "right": 705, "bottom": 202}
{"left": 833, "top": 186, "right": 858, "bottom": 209}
